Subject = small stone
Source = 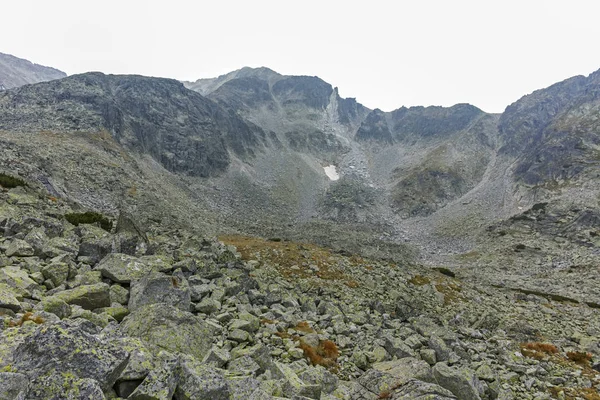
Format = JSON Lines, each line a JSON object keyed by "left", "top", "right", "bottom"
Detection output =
{"left": 229, "top": 329, "right": 250, "bottom": 343}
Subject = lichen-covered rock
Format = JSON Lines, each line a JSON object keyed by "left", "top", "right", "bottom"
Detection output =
{"left": 273, "top": 362, "right": 321, "bottom": 399}
{"left": 6, "top": 239, "right": 35, "bottom": 257}
{"left": 0, "top": 266, "right": 40, "bottom": 297}
{"left": 129, "top": 352, "right": 180, "bottom": 400}
{"left": 202, "top": 347, "right": 231, "bottom": 368}
{"left": 383, "top": 335, "right": 415, "bottom": 359}
{"left": 109, "top": 283, "right": 129, "bottom": 305}
{"left": 0, "top": 372, "right": 28, "bottom": 400}
{"left": 76, "top": 224, "right": 113, "bottom": 264}
{"left": 41, "top": 260, "right": 70, "bottom": 287}
{"left": 176, "top": 356, "right": 231, "bottom": 400}
{"left": 356, "top": 358, "right": 433, "bottom": 396}
{"left": 38, "top": 296, "right": 71, "bottom": 318}
{"left": 128, "top": 272, "right": 190, "bottom": 311}
{"left": 195, "top": 297, "right": 221, "bottom": 314}
{"left": 52, "top": 282, "right": 111, "bottom": 310}
{"left": 0, "top": 282, "right": 22, "bottom": 312}
{"left": 98, "top": 253, "right": 161, "bottom": 284}
{"left": 228, "top": 355, "right": 261, "bottom": 375}
{"left": 12, "top": 320, "right": 129, "bottom": 391}
{"left": 26, "top": 375, "right": 106, "bottom": 400}
{"left": 227, "top": 376, "right": 272, "bottom": 400}
{"left": 394, "top": 379, "right": 457, "bottom": 399}
{"left": 120, "top": 303, "right": 219, "bottom": 360}
{"left": 432, "top": 362, "right": 484, "bottom": 400}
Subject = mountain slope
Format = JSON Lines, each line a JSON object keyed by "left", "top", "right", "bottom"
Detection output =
{"left": 0, "top": 72, "right": 266, "bottom": 177}
{"left": 0, "top": 52, "right": 66, "bottom": 90}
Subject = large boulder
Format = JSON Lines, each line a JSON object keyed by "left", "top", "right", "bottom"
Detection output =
{"left": 176, "top": 356, "right": 231, "bottom": 400}
{"left": 432, "top": 362, "right": 484, "bottom": 400}
{"left": 52, "top": 282, "right": 111, "bottom": 310}
{"left": 5, "top": 239, "right": 35, "bottom": 257}
{"left": 12, "top": 320, "right": 129, "bottom": 392}
{"left": 0, "top": 372, "right": 29, "bottom": 399}
{"left": 76, "top": 224, "right": 113, "bottom": 264}
{"left": 128, "top": 272, "right": 190, "bottom": 311}
{"left": 120, "top": 303, "right": 220, "bottom": 360}
{"left": 356, "top": 358, "right": 433, "bottom": 396}
{"left": 0, "top": 283, "right": 22, "bottom": 312}
{"left": 97, "top": 253, "right": 171, "bottom": 283}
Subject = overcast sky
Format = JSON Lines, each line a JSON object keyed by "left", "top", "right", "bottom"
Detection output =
{"left": 3, "top": 0, "right": 600, "bottom": 113}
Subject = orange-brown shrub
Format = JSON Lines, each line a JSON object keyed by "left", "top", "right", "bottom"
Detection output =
{"left": 378, "top": 390, "right": 392, "bottom": 399}
{"left": 295, "top": 321, "right": 314, "bottom": 333}
{"left": 320, "top": 340, "right": 339, "bottom": 359}
{"left": 8, "top": 312, "right": 45, "bottom": 327}
{"left": 299, "top": 339, "right": 339, "bottom": 369}
{"left": 521, "top": 342, "right": 558, "bottom": 360}
{"left": 567, "top": 351, "right": 593, "bottom": 366}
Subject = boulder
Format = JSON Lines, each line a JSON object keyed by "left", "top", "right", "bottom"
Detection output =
{"left": 128, "top": 272, "right": 190, "bottom": 311}
{"left": 394, "top": 379, "right": 457, "bottom": 399}
{"left": 432, "top": 362, "right": 484, "bottom": 400}
{"left": 0, "top": 372, "right": 28, "bottom": 400}
{"left": 97, "top": 253, "right": 167, "bottom": 284}
{"left": 76, "top": 224, "right": 113, "bottom": 264}
{"left": 6, "top": 239, "right": 35, "bottom": 257}
{"left": 129, "top": 352, "right": 180, "bottom": 400}
{"left": 52, "top": 283, "right": 111, "bottom": 310}
{"left": 176, "top": 356, "right": 231, "bottom": 400}
{"left": 120, "top": 303, "right": 219, "bottom": 360}
{"left": 0, "top": 283, "right": 22, "bottom": 312}
{"left": 12, "top": 320, "right": 129, "bottom": 391}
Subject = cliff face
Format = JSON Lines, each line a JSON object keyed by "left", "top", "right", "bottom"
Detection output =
{"left": 0, "top": 72, "right": 265, "bottom": 177}
{"left": 0, "top": 52, "right": 66, "bottom": 90}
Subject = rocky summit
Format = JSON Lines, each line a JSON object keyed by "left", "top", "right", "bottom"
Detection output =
{"left": 1, "top": 54, "right": 600, "bottom": 399}
{"left": 0, "top": 52, "right": 66, "bottom": 91}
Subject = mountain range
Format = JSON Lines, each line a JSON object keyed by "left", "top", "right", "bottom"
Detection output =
{"left": 1, "top": 51, "right": 600, "bottom": 399}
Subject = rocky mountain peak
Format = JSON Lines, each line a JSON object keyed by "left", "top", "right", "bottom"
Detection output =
{"left": 0, "top": 52, "right": 66, "bottom": 90}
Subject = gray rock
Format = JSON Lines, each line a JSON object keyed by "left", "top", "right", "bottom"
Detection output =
{"left": 176, "top": 356, "right": 231, "bottom": 400}
{"left": 0, "top": 372, "right": 28, "bottom": 400}
{"left": 227, "top": 376, "right": 272, "bottom": 400}
{"left": 51, "top": 282, "right": 111, "bottom": 310}
{"left": 356, "top": 358, "right": 433, "bottom": 395}
{"left": 273, "top": 362, "right": 321, "bottom": 399}
{"left": 129, "top": 352, "right": 180, "bottom": 400}
{"left": 429, "top": 335, "right": 451, "bottom": 362}
{"left": 109, "top": 283, "right": 129, "bottom": 305}
{"left": 128, "top": 272, "right": 190, "bottom": 311}
{"left": 420, "top": 348, "right": 437, "bottom": 365}
{"left": 0, "top": 283, "right": 22, "bottom": 312}
{"left": 432, "top": 362, "right": 483, "bottom": 400}
{"left": 196, "top": 297, "right": 221, "bottom": 314}
{"left": 394, "top": 379, "right": 457, "bottom": 399}
{"left": 38, "top": 296, "right": 71, "bottom": 318}
{"left": 97, "top": 253, "right": 168, "bottom": 284}
{"left": 13, "top": 320, "right": 129, "bottom": 391}
{"left": 77, "top": 224, "right": 113, "bottom": 264}
{"left": 228, "top": 355, "right": 261, "bottom": 375}
{"left": 6, "top": 239, "right": 35, "bottom": 257}
{"left": 384, "top": 336, "right": 415, "bottom": 359}
{"left": 26, "top": 375, "right": 106, "bottom": 400}
{"left": 120, "top": 303, "right": 219, "bottom": 360}
{"left": 41, "top": 260, "right": 70, "bottom": 287}
{"left": 203, "top": 347, "right": 231, "bottom": 368}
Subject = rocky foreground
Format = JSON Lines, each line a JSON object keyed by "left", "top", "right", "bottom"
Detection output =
{"left": 1, "top": 182, "right": 600, "bottom": 399}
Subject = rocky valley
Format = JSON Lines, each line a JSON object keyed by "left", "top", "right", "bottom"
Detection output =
{"left": 0, "top": 53, "right": 599, "bottom": 399}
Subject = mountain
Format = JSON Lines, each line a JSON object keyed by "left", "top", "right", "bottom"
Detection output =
{"left": 0, "top": 52, "right": 66, "bottom": 90}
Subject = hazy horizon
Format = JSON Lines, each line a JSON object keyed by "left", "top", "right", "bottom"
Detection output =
{"left": 3, "top": 0, "right": 600, "bottom": 113}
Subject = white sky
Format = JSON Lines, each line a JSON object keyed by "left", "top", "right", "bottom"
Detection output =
{"left": 2, "top": 0, "right": 600, "bottom": 113}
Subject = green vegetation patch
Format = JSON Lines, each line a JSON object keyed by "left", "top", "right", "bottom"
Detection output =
{"left": 65, "top": 212, "right": 113, "bottom": 232}
{"left": 0, "top": 173, "right": 26, "bottom": 188}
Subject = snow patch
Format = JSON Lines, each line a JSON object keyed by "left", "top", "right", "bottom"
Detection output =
{"left": 323, "top": 165, "right": 340, "bottom": 181}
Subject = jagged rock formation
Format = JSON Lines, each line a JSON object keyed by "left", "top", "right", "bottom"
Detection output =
{"left": 0, "top": 52, "right": 66, "bottom": 90}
